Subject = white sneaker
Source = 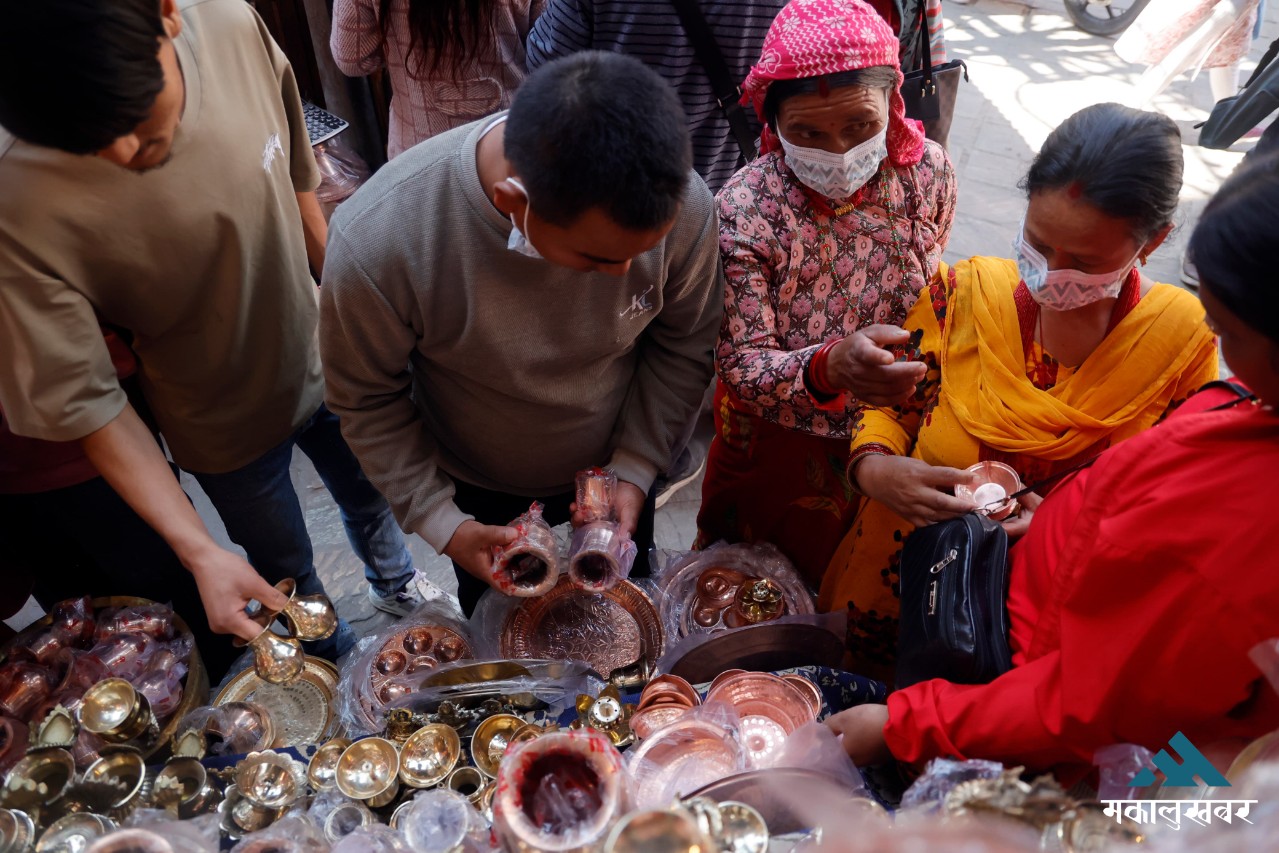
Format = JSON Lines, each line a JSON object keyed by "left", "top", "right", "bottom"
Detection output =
{"left": 368, "top": 571, "right": 430, "bottom": 618}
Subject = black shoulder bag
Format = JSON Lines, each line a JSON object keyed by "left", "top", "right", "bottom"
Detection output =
{"left": 895, "top": 382, "right": 1257, "bottom": 690}
{"left": 669, "top": 0, "right": 757, "bottom": 165}
{"left": 1198, "top": 36, "right": 1279, "bottom": 149}
{"left": 900, "top": 10, "right": 968, "bottom": 152}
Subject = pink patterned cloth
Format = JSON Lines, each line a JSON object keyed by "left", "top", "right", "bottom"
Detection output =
{"left": 1120, "top": 0, "right": 1259, "bottom": 70}
{"left": 715, "top": 143, "right": 955, "bottom": 437}
{"left": 741, "top": 0, "right": 926, "bottom": 166}
{"left": 331, "top": 0, "right": 545, "bottom": 158}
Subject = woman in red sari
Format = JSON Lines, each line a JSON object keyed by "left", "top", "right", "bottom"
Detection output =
{"left": 825, "top": 154, "right": 1279, "bottom": 781}
{"left": 696, "top": 0, "right": 956, "bottom": 584}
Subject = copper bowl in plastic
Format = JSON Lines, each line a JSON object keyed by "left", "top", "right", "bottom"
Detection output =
{"left": 205, "top": 702, "right": 276, "bottom": 756}
{"left": 399, "top": 724, "right": 460, "bottom": 789}
{"left": 629, "top": 706, "right": 690, "bottom": 741}
{"left": 567, "top": 523, "right": 633, "bottom": 593}
{"left": 705, "top": 673, "right": 814, "bottom": 769}
{"left": 628, "top": 718, "right": 746, "bottom": 810}
{"left": 493, "top": 730, "right": 628, "bottom": 853}
{"left": 955, "top": 461, "right": 1023, "bottom": 521}
{"left": 781, "top": 675, "right": 824, "bottom": 720}
{"left": 637, "top": 676, "right": 700, "bottom": 711}
{"left": 0, "top": 663, "right": 54, "bottom": 720}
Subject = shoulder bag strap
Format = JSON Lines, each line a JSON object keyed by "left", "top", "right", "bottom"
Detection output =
{"left": 668, "top": 0, "right": 757, "bottom": 164}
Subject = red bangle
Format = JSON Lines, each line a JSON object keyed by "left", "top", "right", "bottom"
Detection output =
{"left": 808, "top": 338, "right": 843, "bottom": 398}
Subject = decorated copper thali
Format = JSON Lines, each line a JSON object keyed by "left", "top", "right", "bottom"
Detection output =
{"left": 658, "top": 546, "right": 815, "bottom": 641}
{"left": 214, "top": 657, "right": 340, "bottom": 746}
{"left": 500, "top": 576, "right": 663, "bottom": 678}
{"left": 363, "top": 625, "right": 473, "bottom": 718}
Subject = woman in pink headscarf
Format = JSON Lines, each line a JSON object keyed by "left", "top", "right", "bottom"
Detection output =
{"left": 695, "top": 0, "right": 956, "bottom": 585}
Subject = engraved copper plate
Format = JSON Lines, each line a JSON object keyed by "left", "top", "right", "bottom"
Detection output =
{"left": 214, "top": 657, "right": 339, "bottom": 745}
{"left": 500, "top": 577, "right": 663, "bottom": 676}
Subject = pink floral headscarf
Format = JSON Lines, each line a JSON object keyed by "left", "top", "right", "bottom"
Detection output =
{"left": 742, "top": 0, "right": 926, "bottom": 167}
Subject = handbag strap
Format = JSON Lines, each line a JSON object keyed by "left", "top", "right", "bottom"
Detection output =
{"left": 1243, "top": 36, "right": 1279, "bottom": 90}
{"left": 1002, "top": 381, "right": 1257, "bottom": 504}
{"left": 668, "top": 0, "right": 756, "bottom": 164}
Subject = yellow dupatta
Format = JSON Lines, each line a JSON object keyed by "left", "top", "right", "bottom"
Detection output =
{"left": 939, "top": 257, "right": 1215, "bottom": 460}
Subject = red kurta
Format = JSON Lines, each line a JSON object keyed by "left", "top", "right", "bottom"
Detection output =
{"left": 883, "top": 385, "right": 1279, "bottom": 778}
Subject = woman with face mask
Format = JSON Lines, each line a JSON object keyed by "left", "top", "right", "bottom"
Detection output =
{"left": 696, "top": 0, "right": 957, "bottom": 584}
{"left": 822, "top": 102, "right": 1218, "bottom": 680}
{"left": 825, "top": 154, "right": 1279, "bottom": 779}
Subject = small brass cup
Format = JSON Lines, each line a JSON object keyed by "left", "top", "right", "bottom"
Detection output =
{"left": 399, "top": 725, "right": 460, "bottom": 789}
{"left": 153, "top": 757, "right": 222, "bottom": 819}
{"left": 471, "top": 714, "right": 527, "bottom": 779}
{"left": 336, "top": 738, "right": 400, "bottom": 806}
{"left": 444, "top": 766, "right": 484, "bottom": 805}
{"left": 83, "top": 749, "right": 148, "bottom": 811}
{"left": 274, "top": 579, "right": 338, "bottom": 642}
{"left": 306, "top": 738, "right": 351, "bottom": 792}
{"left": 234, "top": 752, "right": 304, "bottom": 811}
{"left": 78, "top": 680, "right": 157, "bottom": 746}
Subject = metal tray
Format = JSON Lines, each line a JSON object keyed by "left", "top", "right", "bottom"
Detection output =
{"left": 501, "top": 577, "right": 663, "bottom": 677}
{"left": 214, "top": 657, "right": 339, "bottom": 746}
{"left": 664, "top": 622, "right": 844, "bottom": 685}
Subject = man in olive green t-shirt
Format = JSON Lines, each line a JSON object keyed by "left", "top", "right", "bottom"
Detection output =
{"left": 0, "top": 0, "right": 424, "bottom": 650}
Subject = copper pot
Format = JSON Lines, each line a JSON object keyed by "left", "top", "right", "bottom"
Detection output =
{"left": 0, "top": 663, "right": 54, "bottom": 720}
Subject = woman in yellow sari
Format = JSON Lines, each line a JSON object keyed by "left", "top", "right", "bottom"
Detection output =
{"left": 820, "top": 103, "right": 1218, "bottom": 679}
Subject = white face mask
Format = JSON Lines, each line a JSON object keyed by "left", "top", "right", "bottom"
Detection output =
{"left": 779, "top": 129, "right": 888, "bottom": 201}
{"left": 506, "top": 177, "right": 543, "bottom": 260}
{"left": 1013, "top": 221, "right": 1139, "bottom": 311}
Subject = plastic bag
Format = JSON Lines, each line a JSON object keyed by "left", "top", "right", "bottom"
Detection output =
{"left": 50, "top": 596, "right": 96, "bottom": 646}
{"left": 566, "top": 469, "right": 636, "bottom": 593}
{"left": 491, "top": 502, "right": 561, "bottom": 597}
{"left": 652, "top": 542, "right": 816, "bottom": 642}
{"left": 230, "top": 814, "right": 327, "bottom": 853}
{"left": 336, "top": 600, "right": 474, "bottom": 737}
{"left": 331, "top": 826, "right": 408, "bottom": 853}
{"left": 627, "top": 701, "right": 746, "bottom": 810}
{"left": 120, "top": 810, "right": 222, "bottom": 853}
{"left": 95, "top": 603, "right": 176, "bottom": 642}
{"left": 494, "top": 729, "right": 630, "bottom": 851}
{"left": 898, "top": 757, "right": 1006, "bottom": 817}
{"left": 308, "top": 789, "right": 375, "bottom": 844}
{"left": 314, "top": 136, "right": 371, "bottom": 221}
{"left": 776, "top": 722, "right": 868, "bottom": 796}
{"left": 1095, "top": 743, "right": 1157, "bottom": 801}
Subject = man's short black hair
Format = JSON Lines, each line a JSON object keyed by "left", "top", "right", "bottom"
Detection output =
{"left": 505, "top": 52, "right": 692, "bottom": 232}
{"left": 0, "top": 0, "right": 167, "bottom": 154}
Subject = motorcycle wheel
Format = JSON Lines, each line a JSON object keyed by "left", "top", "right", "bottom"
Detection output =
{"left": 1062, "top": 0, "right": 1152, "bottom": 36}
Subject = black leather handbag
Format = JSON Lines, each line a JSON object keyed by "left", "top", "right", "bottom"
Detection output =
{"left": 895, "top": 512, "right": 1013, "bottom": 689}
{"left": 900, "top": 11, "right": 968, "bottom": 152}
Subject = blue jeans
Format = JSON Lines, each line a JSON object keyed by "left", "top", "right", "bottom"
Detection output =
{"left": 189, "top": 405, "right": 415, "bottom": 604}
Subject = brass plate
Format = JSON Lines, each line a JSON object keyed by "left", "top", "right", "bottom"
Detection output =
{"left": 501, "top": 577, "right": 663, "bottom": 677}
{"left": 214, "top": 657, "right": 339, "bottom": 746}
{"left": 420, "top": 661, "right": 531, "bottom": 688}
{"left": 665, "top": 623, "right": 843, "bottom": 685}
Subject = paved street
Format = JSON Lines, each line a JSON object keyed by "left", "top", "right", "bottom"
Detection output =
{"left": 7, "top": 0, "right": 1274, "bottom": 642}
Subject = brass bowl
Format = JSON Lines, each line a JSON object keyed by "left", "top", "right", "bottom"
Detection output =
{"left": 35, "top": 813, "right": 117, "bottom": 853}
{"left": 223, "top": 784, "right": 284, "bottom": 834}
{"left": 0, "top": 596, "right": 208, "bottom": 763}
{"left": 79, "top": 680, "right": 156, "bottom": 745}
{"left": 336, "top": 738, "right": 400, "bottom": 802}
{"left": 717, "top": 801, "right": 769, "bottom": 853}
{"left": 603, "top": 808, "right": 714, "bottom": 853}
{"left": 5, "top": 748, "right": 77, "bottom": 811}
{"left": 83, "top": 750, "right": 147, "bottom": 809}
{"left": 0, "top": 808, "right": 36, "bottom": 853}
{"left": 234, "top": 751, "right": 304, "bottom": 810}
{"left": 153, "top": 757, "right": 222, "bottom": 819}
{"left": 470, "top": 714, "right": 526, "bottom": 779}
{"left": 307, "top": 738, "right": 351, "bottom": 791}
{"left": 399, "top": 724, "right": 460, "bottom": 789}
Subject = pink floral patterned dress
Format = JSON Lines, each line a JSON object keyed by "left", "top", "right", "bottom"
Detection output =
{"left": 695, "top": 142, "right": 956, "bottom": 584}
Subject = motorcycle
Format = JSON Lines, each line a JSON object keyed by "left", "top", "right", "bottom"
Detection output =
{"left": 1062, "top": 0, "right": 1153, "bottom": 36}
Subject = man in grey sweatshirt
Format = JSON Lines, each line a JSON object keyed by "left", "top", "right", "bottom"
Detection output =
{"left": 320, "top": 52, "right": 723, "bottom": 615}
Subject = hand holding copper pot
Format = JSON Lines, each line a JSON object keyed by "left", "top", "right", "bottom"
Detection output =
{"left": 491, "top": 502, "right": 561, "bottom": 598}
{"left": 568, "top": 469, "right": 637, "bottom": 593}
